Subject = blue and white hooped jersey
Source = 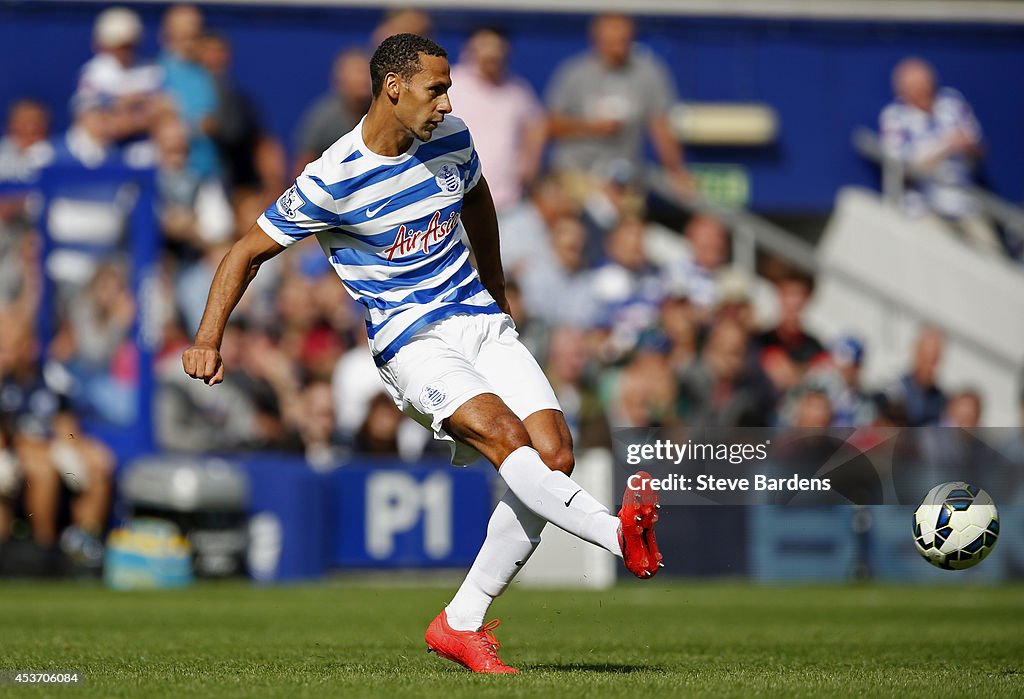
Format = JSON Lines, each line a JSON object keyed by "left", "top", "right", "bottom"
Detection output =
{"left": 258, "top": 115, "right": 498, "bottom": 366}
{"left": 879, "top": 88, "right": 982, "bottom": 218}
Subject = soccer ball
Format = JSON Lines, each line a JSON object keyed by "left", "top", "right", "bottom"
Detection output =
{"left": 912, "top": 482, "right": 999, "bottom": 570}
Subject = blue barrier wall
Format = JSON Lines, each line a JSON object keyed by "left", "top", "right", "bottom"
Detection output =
{"left": 231, "top": 455, "right": 493, "bottom": 581}
{"left": 122, "top": 453, "right": 1022, "bottom": 583}
{"left": 747, "top": 505, "right": 1023, "bottom": 583}
{"left": 2, "top": 3, "right": 1022, "bottom": 213}
{"left": 242, "top": 454, "right": 333, "bottom": 582}
{"left": 330, "top": 465, "right": 492, "bottom": 568}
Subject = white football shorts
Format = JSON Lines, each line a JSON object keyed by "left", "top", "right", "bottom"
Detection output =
{"left": 377, "top": 313, "right": 561, "bottom": 466}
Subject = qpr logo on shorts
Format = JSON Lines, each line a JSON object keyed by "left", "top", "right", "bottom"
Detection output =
{"left": 435, "top": 164, "right": 462, "bottom": 194}
{"left": 420, "top": 382, "right": 448, "bottom": 409}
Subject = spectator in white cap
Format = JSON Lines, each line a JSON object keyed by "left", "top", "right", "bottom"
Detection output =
{"left": 76, "top": 6, "right": 165, "bottom": 142}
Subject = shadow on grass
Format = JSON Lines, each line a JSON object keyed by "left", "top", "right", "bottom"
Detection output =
{"left": 525, "top": 663, "right": 661, "bottom": 674}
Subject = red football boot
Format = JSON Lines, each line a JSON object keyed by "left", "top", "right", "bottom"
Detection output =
{"left": 425, "top": 610, "right": 519, "bottom": 674}
{"left": 618, "top": 470, "right": 663, "bottom": 578}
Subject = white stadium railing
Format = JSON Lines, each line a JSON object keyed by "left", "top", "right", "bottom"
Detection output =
{"left": 852, "top": 127, "right": 1024, "bottom": 251}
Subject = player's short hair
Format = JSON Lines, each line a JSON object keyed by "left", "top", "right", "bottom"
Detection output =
{"left": 370, "top": 33, "right": 447, "bottom": 97}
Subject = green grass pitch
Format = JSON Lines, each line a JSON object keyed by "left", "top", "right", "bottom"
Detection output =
{"left": 0, "top": 580, "right": 1021, "bottom": 697}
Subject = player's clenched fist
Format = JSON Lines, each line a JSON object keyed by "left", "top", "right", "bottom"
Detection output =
{"left": 182, "top": 344, "right": 225, "bottom": 385}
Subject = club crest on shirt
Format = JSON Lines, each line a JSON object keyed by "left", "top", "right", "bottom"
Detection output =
{"left": 435, "top": 163, "right": 462, "bottom": 194}
{"left": 420, "top": 382, "right": 448, "bottom": 409}
{"left": 277, "top": 185, "right": 304, "bottom": 220}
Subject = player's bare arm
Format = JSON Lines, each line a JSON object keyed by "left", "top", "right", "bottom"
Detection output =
{"left": 460, "top": 176, "right": 510, "bottom": 314}
{"left": 182, "top": 224, "right": 285, "bottom": 385}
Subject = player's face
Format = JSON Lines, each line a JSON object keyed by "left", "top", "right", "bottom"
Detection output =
{"left": 398, "top": 54, "right": 453, "bottom": 141}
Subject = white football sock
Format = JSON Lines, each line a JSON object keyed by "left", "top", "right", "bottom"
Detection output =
{"left": 445, "top": 491, "right": 544, "bottom": 631}
{"left": 498, "top": 446, "right": 622, "bottom": 558}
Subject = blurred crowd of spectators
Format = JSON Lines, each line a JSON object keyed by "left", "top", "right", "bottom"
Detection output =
{"left": 0, "top": 7, "right": 1019, "bottom": 554}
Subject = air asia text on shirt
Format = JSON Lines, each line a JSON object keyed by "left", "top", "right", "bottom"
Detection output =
{"left": 383, "top": 210, "right": 461, "bottom": 260}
